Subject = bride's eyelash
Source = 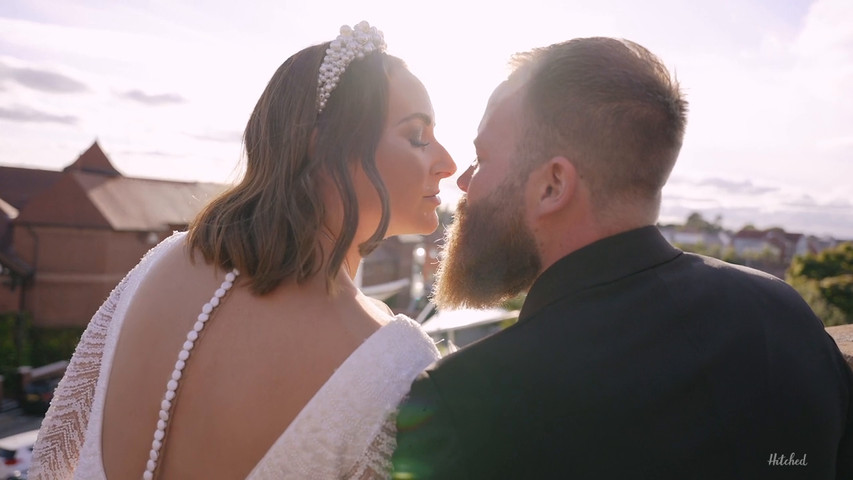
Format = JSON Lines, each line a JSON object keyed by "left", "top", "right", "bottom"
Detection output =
{"left": 409, "top": 130, "right": 430, "bottom": 148}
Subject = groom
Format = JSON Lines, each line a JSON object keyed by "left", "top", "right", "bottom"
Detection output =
{"left": 392, "top": 37, "right": 853, "bottom": 479}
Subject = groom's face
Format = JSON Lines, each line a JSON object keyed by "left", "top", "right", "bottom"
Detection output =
{"left": 432, "top": 82, "right": 542, "bottom": 309}
{"left": 456, "top": 80, "right": 524, "bottom": 204}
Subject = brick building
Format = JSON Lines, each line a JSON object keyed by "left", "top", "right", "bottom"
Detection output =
{"left": 0, "top": 142, "right": 225, "bottom": 327}
{"left": 0, "top": 142, "right": 432, "bottom": 328}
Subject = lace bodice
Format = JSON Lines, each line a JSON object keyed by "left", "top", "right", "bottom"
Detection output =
{"left": 29, "top": 232, "right": 440, "bottom": 479}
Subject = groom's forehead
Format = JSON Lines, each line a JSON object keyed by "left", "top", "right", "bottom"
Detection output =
{"left": 476, "top": 80, "right": 525, "bottom": 145}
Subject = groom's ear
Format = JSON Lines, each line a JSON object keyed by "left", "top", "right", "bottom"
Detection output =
{"left": 528, "top": 156, "right": 577, "bottom": 218}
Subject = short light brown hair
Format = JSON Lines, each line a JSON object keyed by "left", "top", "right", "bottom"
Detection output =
{"left": 511, "top": 37, "right": 688, "bottom": 218}
{"left": 187, "top": 44, "right": 405, "bottom": 294}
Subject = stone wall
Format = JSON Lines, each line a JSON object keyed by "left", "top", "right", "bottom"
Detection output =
{"left": 826, "top": 324, "right": 853, "bottom": 370}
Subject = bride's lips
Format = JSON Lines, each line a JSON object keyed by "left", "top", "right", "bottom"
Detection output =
{"left": 425, "top": 192, "right": 441, "bottom": 204}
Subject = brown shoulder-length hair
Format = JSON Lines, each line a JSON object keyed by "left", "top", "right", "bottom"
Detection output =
{"left": 187, "top": 43, "right": 405, "bottom": 295}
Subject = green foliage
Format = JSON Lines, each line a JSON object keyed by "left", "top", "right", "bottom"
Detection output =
{"left": 0, "top": 313, "right": 17, "bottom": 367}
{"left": 817, "top": 274, "right": 853, "bottom": 318}
{"left": 683, "top": 212, "right": 723, "bottom": 233}
{"left": 787, "top": 276, "right": 849, "bottom": 327}
{"left": 0, "top": 311, "right": 32, "bottom": 369}
{"left": 748, "top": 246, "right": 784, "bottom": 263}
{"left": 675, "top": 241, "right": 785, "bottom": 269}
{"left": 720, "top": 246, "right": 742, "bottom": 264}
{"left": 0, "top": 311, "right": 82, "bottom": 372}
{"left": 497, "top": 293, "right": 525, "bottom": 329}
{"left": 500, "top": 293, "right": 526, "bottom": 312}
{"left": 29, "top": 327, "right": 84, "bottom": 366}
{"left": 675, "top": 242, "right": 741, "bottom": 264}
{"left": 787, "top": 242, "right": 853, "bottom": 326}
{"left": 789, "top": 242, "right": 853, "bottom": 279}
{"left": 0, "top": 311, "right": 31, "bottom": 399}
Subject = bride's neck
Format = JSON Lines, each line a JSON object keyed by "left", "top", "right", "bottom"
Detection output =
{"left": 318, "top": 227, "right": 362, "bottom": 283}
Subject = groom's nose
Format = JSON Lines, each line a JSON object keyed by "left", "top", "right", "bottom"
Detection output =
{"left": 456, "top": 164, "right": 473, "bottom": 192}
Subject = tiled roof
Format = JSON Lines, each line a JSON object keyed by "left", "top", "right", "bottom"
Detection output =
{"left": 63, "top": 141, "right": 122, "bottom": 176}
{"left": 17, "top": 170, "right": 226, "bottom": 231}
{"left": 80, "top": 172, "right": 226, "bottom": 231}
{"left": 12, "top": 142, "right": 229, "bottom": 231}
{"left": 0, "top": 165, "right": 63, "bottom": 209}
{"left": 0, "top": 141, "right": 115, "bottom": 210}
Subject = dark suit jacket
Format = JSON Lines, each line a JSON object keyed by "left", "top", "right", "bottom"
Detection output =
{"left": 392, "top": 226, "right": 853, "bottom": 479}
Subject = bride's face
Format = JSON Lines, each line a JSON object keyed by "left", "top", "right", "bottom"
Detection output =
{"left": 354, "top": 69, "right": 456, "bottom": 238}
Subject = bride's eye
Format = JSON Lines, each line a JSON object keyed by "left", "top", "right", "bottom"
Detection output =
{"left": 409, "top": 129, "right": 430, "bottom": 148}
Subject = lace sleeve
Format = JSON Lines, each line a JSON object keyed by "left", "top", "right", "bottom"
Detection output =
{"left": 27, "top": 273, "right": 130, "bottom": 480}
{"left": 345, "top": 412, "right": 397, "bottom": 480}
{"left": 28, "top": 232, "right": 186, "bottom": 480}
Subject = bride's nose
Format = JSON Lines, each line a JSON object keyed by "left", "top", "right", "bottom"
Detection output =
{"left": 431, "top": 142, "right": 456, "bottom": 179}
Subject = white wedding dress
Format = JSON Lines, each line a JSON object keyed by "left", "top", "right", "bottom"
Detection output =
{"left": 29, "top": 232, "right": 440, "bottom": 479}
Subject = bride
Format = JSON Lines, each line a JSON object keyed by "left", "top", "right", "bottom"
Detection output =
{"left": 30, "top": 21, "right": 456, "bottom": 479}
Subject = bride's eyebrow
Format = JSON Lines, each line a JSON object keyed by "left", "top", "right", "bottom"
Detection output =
{"left": 396, "top": 112, "right": 433, "bottom": 126}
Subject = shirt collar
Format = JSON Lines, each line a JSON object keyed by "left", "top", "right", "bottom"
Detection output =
{"left": 518, "top": 226, "right": 681, "bottom": 322}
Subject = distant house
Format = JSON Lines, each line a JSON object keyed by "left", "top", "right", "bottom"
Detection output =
{"left": 732, "top": 229, "right": 783, "bottom": 259}
{"left": 360, "top": 218, "right": 450, "bottom": 317}
{"left": 359, "top": 233, "right": 430, "bottom": 316}
{"left": 731, "top": 228, "right": 812, "bottom": 264}
{"left": 658, "top": 216, "right": 848, "bottom": 281}
{"left": 803, "top": 235, "right": 842, "bottom": 257}
{"left": 729, "top": 228, "right": 820, "bottom": 278}
{"left": 780, "top": 231, "right": 809, "bottom": 263}
{"left": 658, "top": 225, "right": 730, "bottom": 248}
{"left": 0, "top": 142, "right": 430, "bottom": 328}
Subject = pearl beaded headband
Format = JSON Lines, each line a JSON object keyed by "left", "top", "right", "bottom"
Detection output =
{"left": 316, "top": 21, "right": 387, "bottom": 114}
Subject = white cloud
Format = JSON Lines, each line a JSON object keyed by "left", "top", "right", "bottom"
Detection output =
{"left": 0, "top": 0, "right": 850, "bottom": 237}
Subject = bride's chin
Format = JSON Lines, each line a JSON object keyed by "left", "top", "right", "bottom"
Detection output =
{"left": 387, "top": 214, "right": 440, "bottom": 237}
{"left": 418, "top": 219, "right": 440, "bottom": 236}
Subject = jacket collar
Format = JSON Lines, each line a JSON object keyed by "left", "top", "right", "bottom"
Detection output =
{"left": 518, "top": 226, "right": 681, "bottom": 322}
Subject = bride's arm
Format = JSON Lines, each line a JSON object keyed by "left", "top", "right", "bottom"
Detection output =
{"left": 28, "top": 273, "right": 131, "bottom": 480}
{"left": 345, "top": 412, "right": 398, "bottom": 480}
{"left": 28, "top": 232, "right": 184, "bottom": 479}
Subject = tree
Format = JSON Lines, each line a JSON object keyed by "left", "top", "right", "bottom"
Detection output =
{"left": 789, "top": 242, "right": 853, "bottom": 280}
{"left": 683, "top": 212, "right": 722, "bottom": 233}
{"left": 786, "top": 276, "right": 848, "bottom": 327}
{"left": 787, "top": 242, "right": 853, "bottom": 326}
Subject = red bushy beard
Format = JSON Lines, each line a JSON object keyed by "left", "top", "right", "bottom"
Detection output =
{"left": 433, "top": 184, "right": 541, "bottom": 310}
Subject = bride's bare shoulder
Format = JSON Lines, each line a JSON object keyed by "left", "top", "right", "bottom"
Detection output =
{"left": 350, "top": 291, "right": 396, "bottom": 327}
{"left": 366, "top": 296, "right": 394, "bottom": 316}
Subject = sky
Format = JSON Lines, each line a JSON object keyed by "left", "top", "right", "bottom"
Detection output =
{"left": 0, "top": 0, "right": 851, "bottom": 238}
